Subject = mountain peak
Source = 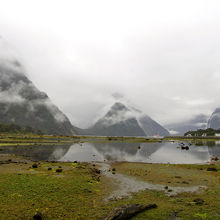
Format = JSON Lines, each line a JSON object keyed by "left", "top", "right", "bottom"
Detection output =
{"left": 105, "top": 102, "right": 130, "bottom": 118}
{"left": 214, "top": 108, "right": 220, "bottom": 113}
{"left": 84, "top": 102, "right": 169, "bottom": 136}
{"left": 0, "top": 49, "right": 76, "bottom": 135}
{"left": 208, "top": 108, "right": 220, "bottom": 129}
{"left": 111, "top": 102, "right": 128, "bottom": 111}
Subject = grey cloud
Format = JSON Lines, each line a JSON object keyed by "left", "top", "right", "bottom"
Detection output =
{"left": 0, "top": 1, "right": 220, "bottom": 128}
{"left": 112, "top": 92, "right": 124, "bottom": 100}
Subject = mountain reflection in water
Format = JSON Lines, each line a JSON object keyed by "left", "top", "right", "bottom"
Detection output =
{"left": 59, "top": 142, "right": 212, "bottom": 164}
{"left": 1, "top": 141, "right": 219, "bottom": 164}
{"left": 1, "top": 144, "right": 72, "bottom": 161}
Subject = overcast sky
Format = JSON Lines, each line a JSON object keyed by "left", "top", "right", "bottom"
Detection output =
{"left": 1, "top": 0, "right": 220, "bottom": 128}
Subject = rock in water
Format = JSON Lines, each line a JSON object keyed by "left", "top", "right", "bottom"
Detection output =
{"left": 103, "top": 203, "right": 157, "bottom": 220}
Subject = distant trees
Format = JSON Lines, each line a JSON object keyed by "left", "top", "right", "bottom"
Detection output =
{"left": 0, "top": 123, "right": 42, "bottom": 134}
{"left": 24, "top": 125, "right": 34, "bottom": 133}
{"left": 184, "top": 128, "right": 220, "bottom": 137}
{"left": 0, "top": 123, "right": 21, "bottom": 133}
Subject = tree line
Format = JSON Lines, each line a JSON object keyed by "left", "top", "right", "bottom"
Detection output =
{"left": 184, "top": 128, "right": 220, "bottom": 136}
{"left": 0, "top": 123, "right": 42, "bottom": 134}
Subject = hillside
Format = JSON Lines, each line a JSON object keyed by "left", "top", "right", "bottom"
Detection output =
{"left": 84, "top": 102, "right": 169, "bottom": 137}
{"left": 0, "top": 40, "right": 76, "bottom": 135}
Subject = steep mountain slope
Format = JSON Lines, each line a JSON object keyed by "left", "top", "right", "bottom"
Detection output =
{"left": 85, "top": 102, "right": 146, "bottom": 136}
{"left": 0, "top": 41, "right": 75, "bottom": 135}
{"left": 208, "top": 108, "right": 220, "bottom": 129}
{"left": 166, "top": 114, "right": 208, "bottom": 135}
{"left": 85, "top": 102, "right": 169, "bottom": 136}
{"left": 139, "top": 115, "right": 170, "bottom": 136}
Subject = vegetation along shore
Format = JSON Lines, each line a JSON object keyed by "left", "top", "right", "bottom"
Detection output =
{"left": 0, "top": 133, "right": 219, "bottom": 219}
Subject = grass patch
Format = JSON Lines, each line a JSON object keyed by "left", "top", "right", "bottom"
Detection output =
{"left": 0, "top": 162, "right": 107, "bottom": 219}
{"left": 109, "top": 162, "right": 220, "bottom": 219}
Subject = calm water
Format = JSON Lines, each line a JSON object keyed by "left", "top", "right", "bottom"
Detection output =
{"left": 1, "top": 141, "right": 220, "bottom": 164}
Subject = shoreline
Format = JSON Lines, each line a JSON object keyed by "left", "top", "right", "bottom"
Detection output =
{"left": 0, "top": 153, "right": 219, "bottom": 219}
{"left": 0, "top": 136, "right": 219, "bottom": 219}
{"left": 1, "top": 133, "right": 220, "bottom": 146}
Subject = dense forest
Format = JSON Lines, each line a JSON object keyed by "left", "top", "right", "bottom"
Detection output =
{"left": 184, "top": 128, "right": 220, "bottom": 137}
{"left": 0, "top": 123, "right": 42, "bottom": 134}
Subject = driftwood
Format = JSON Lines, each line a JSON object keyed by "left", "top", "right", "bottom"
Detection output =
{"left": 103, "top": 203, "right": 157, "bottom": 220}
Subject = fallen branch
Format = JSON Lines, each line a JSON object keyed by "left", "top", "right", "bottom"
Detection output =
{"left": 103, "top": 203, "right": 157, "bottom": 220}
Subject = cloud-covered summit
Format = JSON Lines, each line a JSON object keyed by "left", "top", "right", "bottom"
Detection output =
{"left": 0, "top": 39, "right": 76, "bottom": 135}
{"left": 83, "top": 102, "right": 169, "bottom": 136}
{"left": 208, "top": 108, "right": 220, "bottom": 130}
{"left": 1, "top": 1, "right": 220, "bottom": 128}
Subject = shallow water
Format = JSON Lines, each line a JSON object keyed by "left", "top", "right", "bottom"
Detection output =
{"left": 0, "top": 140, "right": 219, "bottom": 164}
{"left": 99, "top": 163, "right": 205, "bottom": 200}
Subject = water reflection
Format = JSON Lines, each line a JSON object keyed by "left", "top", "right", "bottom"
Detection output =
{"left": 1, "top": 144, "right": 72, "bottom": 161}
{"left": 59, "top": 142, "right": 162, "bottom": 162}
{"left": 193, "top": 141, "right": 220, "bottom": 158}
{"left": 59, "top": 142, "right": 212, "bottom": 164}
{"left": 0, "top": 141, "right": 219, "bottom": 164}
{"left": 149, "top": 143, "right": 209, "bottom": 164}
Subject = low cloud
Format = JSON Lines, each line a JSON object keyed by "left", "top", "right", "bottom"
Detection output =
{"left": 1, "top": 1, "right": 220, "bottom": 127}
{"left": 169, "top": 130, "right": 180, "bottom": 135}
{"left": 0, "top": 56, "right": 68, "bottom": 123}
{"left": 112, "top": 92, "right": 124, "bottom": 100}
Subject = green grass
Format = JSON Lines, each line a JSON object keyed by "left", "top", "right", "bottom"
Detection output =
{"left": 0, "top": 135, "right": 220, "bottom": 219}
{"left": 0, "top": 163, "right": 107, "bottom": 219}
{"left": 2, "top": 133, "right": 220, "bottom": 147}
{"left": 112, "top": 162, "right": 220, "bottom": 187}
{"left": 0, "top": 133, "right": 164, "bottom": 146}
{"left": 0, "top": 160, "right": 219, "bottom": 219}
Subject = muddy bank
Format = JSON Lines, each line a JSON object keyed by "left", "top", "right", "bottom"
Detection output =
{"left": 98, "top": 163, "right": 206, "bottom": 200}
